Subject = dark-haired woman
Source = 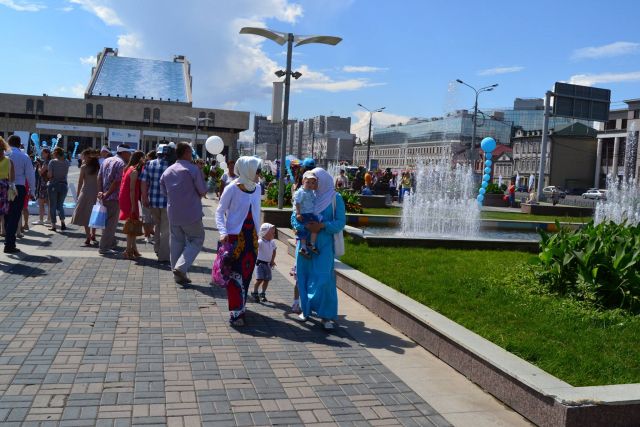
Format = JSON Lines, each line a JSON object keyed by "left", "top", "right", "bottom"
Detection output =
{"left": 47, "top": 147, "right": 69, "bottom": 232}
{"left": 71, "top": 149, "right": 100, "bottom": 245}
{"left": 119, "top": 150, "right": 145, "bottom": 259}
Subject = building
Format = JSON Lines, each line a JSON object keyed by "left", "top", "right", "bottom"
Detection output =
{"left": 512, "top": 123, "right": 598, "bottom": 191}
{"left": 0, "top": 48, "right": 249, "bottom": 159}
{"left": 594, "top": 99, "right": 640, "bottom": 187}
{"left": 313, "top": 131, "right": 356, "bottom": 168}
{"left": 353, "top": 140, "right": 456, "bottom": 170}
{"left": 489, "top": 146, "right": 513, "bottom": 184}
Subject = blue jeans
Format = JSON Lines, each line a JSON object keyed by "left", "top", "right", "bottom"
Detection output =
{"left": 48, "top": 182, "right": 68, "bottom": 224}
{"left": 5, "top": 185, "right": 26, "bottom": 250}
{"left": 296, "top": 213, "right": 319, "bottom": 242}
{"left": 399, "top": 187, "right": 410, "bottom": 202}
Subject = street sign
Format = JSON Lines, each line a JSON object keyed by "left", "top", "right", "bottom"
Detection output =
{"left": 552, "top": 82, "right": 611, "bottom": 122}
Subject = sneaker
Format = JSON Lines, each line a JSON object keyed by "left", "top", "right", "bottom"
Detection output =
{"left": 3, "top": 247, "right": 21, "bottom": 254}
{"left": 173, "top": 269, "right": 192, "bottom": 284}
{"left": 99, "top": 249, "right": 117, "bottom": 255}
{"left": 60, "top": 223, "right": 67, "bottom": 231}
{"left": 230, "top": 318, "right": 245, "bottom": 327}
{"left": 17, "top": 233, "right": 24, "bottom": 238}
{"left": 322, "top": 320, "right": 335, "bottom": 330}
{"left": 291, "top": 301, "right": 301, "bottom": 314}
{"left": 43, "top": 219, "right": 51, "bottom": 225}
{"left": 296, "top": 313, "right": 307, "bottom": 322}
{"left": 31, "top": 220, "right": 43, "bottom": 225}
{"left": 259, "top": 292, "right": 267, "bottom": 302}
{"left": 251, "top": 291, "right": 260, "bottom": 302}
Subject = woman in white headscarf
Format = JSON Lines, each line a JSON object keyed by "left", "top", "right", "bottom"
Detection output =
{"left": 290, "top": 167, "right": 346, "bottom": 330}
{"left": 215, "top": 156, "right": 262, "bottom": 326}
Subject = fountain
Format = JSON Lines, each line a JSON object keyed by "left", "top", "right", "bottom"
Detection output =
{"left": 595, "top": 122, "right": 640, "bottom": 226}
{"left": 401, "top": 161, "right": 479, "bottom": 237}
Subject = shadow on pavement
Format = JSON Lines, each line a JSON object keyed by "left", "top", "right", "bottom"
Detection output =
{"left": 335, "top": 315, "right": 416, "bottom": 354}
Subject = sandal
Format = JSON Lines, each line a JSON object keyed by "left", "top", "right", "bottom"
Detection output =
{"left": 83, "top": 239, "right": 92, "bottom": 247}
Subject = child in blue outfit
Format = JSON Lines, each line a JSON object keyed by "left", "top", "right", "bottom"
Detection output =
{"left": 293, "top": 171, "right": 320, "bottom": 258}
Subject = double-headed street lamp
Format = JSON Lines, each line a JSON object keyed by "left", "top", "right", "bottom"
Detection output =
{"left": 185, "top": 115, "right": 214, "bottom": 158}
{"left": 455, "top": 79, "right": 498, "bottom": 170}
{"left": 240, "top": 27, "right": 341, "bottom": 209}
{"left": 358, "top": 103, "right": 385, "bottom": 170}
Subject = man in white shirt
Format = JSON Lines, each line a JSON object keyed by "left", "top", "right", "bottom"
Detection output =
{"left": 5, "top": 135, "right": 35, "bottom": 254}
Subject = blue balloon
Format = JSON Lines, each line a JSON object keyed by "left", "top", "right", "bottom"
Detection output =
{"left": 30, "top": 133, "right": 39, "bottom": 144}
{"left": 42, "top": 141, "right": 48, "bottom": 147}
{"left": 477, "top": 194, "right": 485, "bottom": 202}
{"left": 51, "top": 138, "right": 57, "bottom": 146}
{"left": 484, "top": 167, "right": 491, "bottom": 174}
{"left": 485, "top": 159, "right": 492, "bottom": 167}
{"left": 485, "top": 152, "right": 492, "bottom": 160}
{"left": 480, "top": 137, "right": 496, "bottom": 153}
{"left": 481, "top": 181, "right": 488, "bottom": 188}
{"left": 479, "top": 188, "right": 486, "bottom": 195}
{"left": 483, "top": 174, "right": 490, "bottom": 182}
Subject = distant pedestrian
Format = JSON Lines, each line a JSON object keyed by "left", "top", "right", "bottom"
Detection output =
{"left": 98, "top": 146, "right": 111, "bottom": 166}
{"left": 32, "top": 147, "right": 51, "bottom": 225}
{"left": 4, "top": 135, "right": 36, "bottom": 254}
{"left": 215, "top": 156, "right": 262, "bottom": 326}
{"left": 47, "top": 147, "right": 70, "bottom": 232}
{"left": 97, "top": 144, "right": 132, "bottom": 254}
{"left": 508, "top": 180, "right": 516, "bottom": 208}
{"left": 71, "top": 149, "right": 100, "bottom": 245}
{"left": 141, "top": 145, "right": 171, "bottom": 264}
{"left": 140, "top": 151, "right": 157, "bottom": 244}
{"left": 335, "top": 169, "right": 348, "bottom": 189}
{"left": 0, "top": 137, "right": 15, "bottom": 237}
{"left": 218, "top": 159, "right": 237, "bottom": 197}
{"left": 119, "top": 150, "right": 145, "bottom": 259}
{"left": 160, "top": 142, "right": 207, "bottom": 285}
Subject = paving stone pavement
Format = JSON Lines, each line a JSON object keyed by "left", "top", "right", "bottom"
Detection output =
{"left": 0, "top": 213, "right": 453, "bottom": 427}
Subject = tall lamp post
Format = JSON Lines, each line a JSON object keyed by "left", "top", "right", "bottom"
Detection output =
{"left": 358, "top": 104, "right": 385, "bottom": 170}
{"left": 240, "top": 27, "right": 341, "bottom": 209}
{"left": 185, "top": 116, "right": 214, "bottom": 158}
{"left": 455, "top": 79, "right": 498, "bottom": 173}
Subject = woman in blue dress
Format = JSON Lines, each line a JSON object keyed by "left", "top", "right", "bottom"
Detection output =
{"left": 291, "top": 167, "right": 346, "bottom": 330}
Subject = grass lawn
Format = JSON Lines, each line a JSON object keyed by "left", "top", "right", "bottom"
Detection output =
{"left": 480, "top": 211, "right": 592, "bottom": 223}
{"left": 340, "top": 239, "right": 640, "bottom": 386}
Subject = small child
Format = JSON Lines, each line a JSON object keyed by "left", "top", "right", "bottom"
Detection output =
{"left": 251, "top": 223, "right": 277, "bottom": 302}
{"left": 293, "top": 171, "right": 320, "bottom": 258}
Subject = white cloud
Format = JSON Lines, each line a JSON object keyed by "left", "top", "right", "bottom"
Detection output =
{"left": 343, "top": 65, "right": 387, "bottom": 73}
{"left": 59, "top": 5, "right": 73, "bottom": 11}
{"left": 572, "top": 41, "right": 640, "bottom": 60}
{"left": 238, "top": 129, "right": 254, "bottom": 143}
{"left": 79, "top": 55, "right": 96, "bottom": 66}
{"left": 51, "top": 83, "right": 86, "bottom": 98}
{"left": 0, "top": 0, "right": 45, "bottom": 12}
{"left": 292, "top": 65, "right": 384, "bottom": 92}
{"left": 69, "top": 0, "right": 122, "bottom": 25}
{"left": 117, "top": 33, "right": 142, "bottom": 56}
{"left": 568, "top": 71, "right": 640, "bottom": 86}
{"left": 351, "top": 110, "right": 411, "bottom": 141}
{"left": 477, "top": 66, "right": 524, "bottom": 76}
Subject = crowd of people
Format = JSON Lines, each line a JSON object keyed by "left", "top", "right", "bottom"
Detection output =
{"left": 0, "top": 134, "right": 346, "bottom": 331}
{"left": 337, "top": 166, "right": 416, "bottom": 202}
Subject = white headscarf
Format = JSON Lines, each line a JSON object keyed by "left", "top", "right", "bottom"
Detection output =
{"left": 234, "top": 156, "right": 261, "bottom": 192}
{"left": 311, "top": 167, "right": 336, "bottom": 216}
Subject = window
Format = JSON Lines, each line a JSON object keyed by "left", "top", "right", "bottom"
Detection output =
{"left": 26, "top": 99, "right": 34, "bottom": 113}
{"left": 208, "top": 112, "right": 215, "bottom": 123}
{"left": 36, "top": 100, "right": 44, "bottom": 114}
{"left": 198, "top": 111, "right": 206, "bottom": 119}
{"left": 143, "top": 108, "right": 151, "bottom": 122}
{"left": 96, "top": 104, "right": 104, "bottom": 118}
{"left": 86, "top": 103, "right": 93, "bottom": 117}
{"left": 153, "top": 108, "right": 160, "bottom": 123}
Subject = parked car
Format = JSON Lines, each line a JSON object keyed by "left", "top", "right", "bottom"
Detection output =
{"left": 582, "top": 189, "right": 607, "bottom": 200}
{"left": 542, "top": 186, "right": 567, "bottom": 197}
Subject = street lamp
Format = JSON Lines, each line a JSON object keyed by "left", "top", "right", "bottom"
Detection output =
{"left": 455, "top": 79, "right": 498, "bottom": 172}
{"left": 358, "top": 103, "right": 385, "bottom": 170}
{"left": 240, "top": 26, "right": 342, "bottom": 209}
{"left": 184, "top": 115, "right": 214, "bottom": 158}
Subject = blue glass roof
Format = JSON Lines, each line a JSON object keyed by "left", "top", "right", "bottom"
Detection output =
{"left": 90, "top": 55, "right": 188, "bottom": 102}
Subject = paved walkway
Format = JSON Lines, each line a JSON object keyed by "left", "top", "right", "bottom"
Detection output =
{"left": 0, "top": 197, "right": 530, "bottom": 426}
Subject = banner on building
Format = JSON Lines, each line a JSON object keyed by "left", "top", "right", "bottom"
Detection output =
{"left": 108, "top": 128, "right": 140, "bottom": 150}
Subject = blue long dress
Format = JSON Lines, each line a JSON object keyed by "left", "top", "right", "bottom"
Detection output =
{"left": 291, "top": 194, "right": 346, "bottom": 320}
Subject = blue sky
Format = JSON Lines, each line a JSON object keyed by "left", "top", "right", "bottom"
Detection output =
{"left": 1, "top": 0, "right": 639, "bottom": 139}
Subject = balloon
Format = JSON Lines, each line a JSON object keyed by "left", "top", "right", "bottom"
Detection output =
{"left": 484, "top": 167, "right": 491, "bottom": 174}
{"left": 483, "top": 174, "right": 490, "bottom": 182}
{"left": 42, "top": 141, "right": 48, "bottom": 147}
{"left": 479, "top": 188, "right": 486, "bottom": 195}
{"left": 220, "top": 161, "right": 227, "bottom": 170}
{"left": 485, "top": 152, "right": 492, "bottom": 160}
{"left": 51, "top": 138, "right": 57, "bottom": 146}
{"left": 71, "top": 141, "right": 80, "bottom": 159}
{"left": 30, "top": 133, "right": 39, "bottom": 144}
{"left": 480, "top": 137, "right": 496, "bottom": 153}
{"left": 477, "top": 194, "right": 484, "bottom": 202}
{"left": 216, "top": 154, "right": 225, "bottom": 163}
{"left": 56, "top": 133, "right": 62, "bottom": 140}
{"left": 481, "top": 181, "right": 488, "bottom": 188}
{"left": 205, "top": 136, "right": 224, "bottom": 155}
{"left": 485, "top": 159, "right": 492, "bottom": 167}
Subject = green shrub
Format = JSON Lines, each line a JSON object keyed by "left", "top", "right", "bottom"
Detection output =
{"left": 485, "top": 183, "right": 505, "bottom": 194}
{"left": 265, "top": 182, "right": 292, "bottom": 207}
{"left": 337, "top": 188, "right": 363, "bottom": 213}
{"left": 537, "top": 221, "right": 640, "bottom": 312}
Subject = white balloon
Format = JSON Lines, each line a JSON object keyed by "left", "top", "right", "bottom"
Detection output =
{"left": 216, "top": 154, "right": 225, "bottom": 163}
{"left": 57, "top": 133, "right": 62, "bottom": 140}
{"left": 205, "top": 135, "right": 224, "bottom": 155}
{"left": 220, "top": 162, "right": 227, "bottom": 170}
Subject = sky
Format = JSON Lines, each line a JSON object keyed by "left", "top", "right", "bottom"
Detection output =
{"left": 1, "top": 0, "right": 639, "bottom": 142}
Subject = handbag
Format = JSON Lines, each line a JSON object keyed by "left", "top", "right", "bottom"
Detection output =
{"left": 123, "top": 218, "right": 143, "bottom": 236}
{"left": 7, "top": 184, "right": 17, "bottom": 202}
{"left": 88, "top": 202, "right": 107, "bottom": 229}
{"left": 211, "top": 240, "right": 235, "bottom": 287}
{"left": 331, "top": 195, "right": 345, "bottom": 257}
